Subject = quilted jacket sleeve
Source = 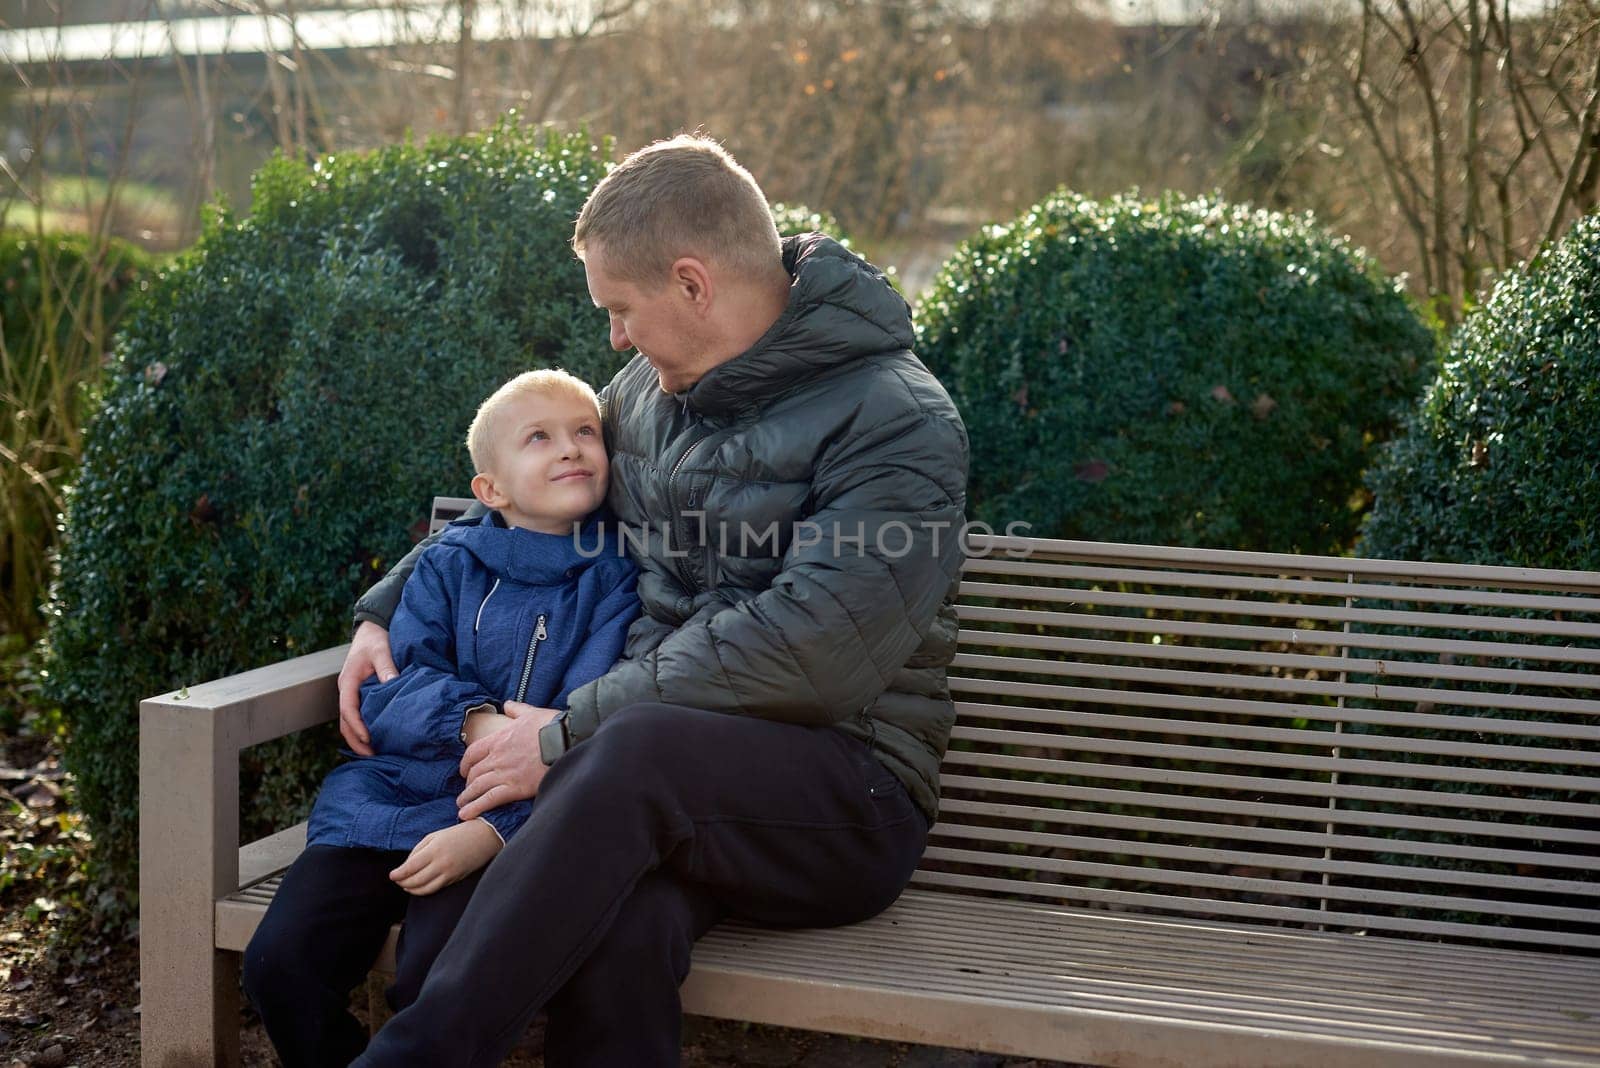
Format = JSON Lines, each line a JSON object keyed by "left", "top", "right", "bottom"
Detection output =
{"left": 562, "top": 397, "right": 968, "bottom": 744}
{"left": 360, "top": 550, "right": 496, "bottom": 761}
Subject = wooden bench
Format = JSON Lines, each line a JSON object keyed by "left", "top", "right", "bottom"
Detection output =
{"left": 139, "top": 500, "right": 1600, "bottom": 1067}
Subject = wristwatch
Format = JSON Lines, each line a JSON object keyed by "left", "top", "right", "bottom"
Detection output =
{"left": 538, "top": 712, "right": 572, "bottom": 766}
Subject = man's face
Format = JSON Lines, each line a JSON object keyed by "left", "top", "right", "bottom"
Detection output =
{"left": 481, "top": 391, "right": 609, "bottom": 534}
{"left": 584, "top": 247, "right": 708, "bottom": 394}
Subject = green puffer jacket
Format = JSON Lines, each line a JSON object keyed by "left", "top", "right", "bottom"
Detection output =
{"left": 356, "top": 234, "right": 969, "bottom": 820}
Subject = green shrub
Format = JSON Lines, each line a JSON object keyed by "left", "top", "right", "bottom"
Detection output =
{"left": 1360, "top": 210, "right": 1600, "bottom": 569}
{"left": 41, "top": 121, "right": 627, "bottom": 907}
{"left": 1, "top": 233, "right": 154, "bottom": 639}
{"left": 916, "top": 191, "right": 1436, "bottom": 554}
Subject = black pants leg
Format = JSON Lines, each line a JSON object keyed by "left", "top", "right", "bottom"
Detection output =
{"left": 244, "top": 843, "right": 489, "bottom": 1066}
{"left": 542, "top": 870, "right": 724, "bottom": 1067}
{"left": 243, "top": 845, "right": 411, "bottom": 1068}
{"left": 389, "top": 863, "right": 488, "bottom": 1012}
{"left": 354, "top": 703, "right": 930, "bottom": 1068}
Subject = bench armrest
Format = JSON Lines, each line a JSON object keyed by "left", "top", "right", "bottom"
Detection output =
{"left": 139, "top": 644, "right": 346, "bottom": 908}
{"left": 138, "top": 644, "right": 348, "bottom": 1065}
{"left": 142, "top": 644, "right": 349, "bottom": 753}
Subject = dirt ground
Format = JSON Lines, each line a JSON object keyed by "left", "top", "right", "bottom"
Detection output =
{"left": 1, "top": 727, "right": 1074, "bottom": 1068}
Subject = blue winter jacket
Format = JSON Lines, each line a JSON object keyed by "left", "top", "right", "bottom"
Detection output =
{"left": 307, "top": 512, "right": 639, "bottom": 850}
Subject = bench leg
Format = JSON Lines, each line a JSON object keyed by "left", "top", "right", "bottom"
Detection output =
{"left": 139, "top": 698, "right": 241, "bottom": 1067}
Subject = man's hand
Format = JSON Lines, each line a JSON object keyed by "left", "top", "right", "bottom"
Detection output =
{"left": 389, "top": 819, "right": 503, "bottom": 896}
{"left": 338, "top": 621, "right": 398, "bottom": 756}
{"left": 457, "top": 701, "right": 558, "bottom": 819}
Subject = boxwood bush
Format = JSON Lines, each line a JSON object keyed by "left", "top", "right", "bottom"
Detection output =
{"left": 1340, "top": 215, "right": 1600, "bottom": 924}
{"left": 1360, "top": 210, "right": 1600, "bottom": 569}
{"left": 916, "top": 191, "right": 1436, "bottom": 553}
{"left": 41, "top": 121, "right": 625, "bottom": 905}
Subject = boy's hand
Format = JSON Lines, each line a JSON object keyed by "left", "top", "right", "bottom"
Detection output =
{"left": 463, "top": 709, "right": 515, "bottom": 746}
{"left": 338, "top": 622, "right": 397, "bottom": 756}
{"left": 389, "top": 819, "right": 503, "bottom": 896}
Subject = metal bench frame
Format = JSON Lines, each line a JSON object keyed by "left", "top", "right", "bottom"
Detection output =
{"left": 139, "top": 504, "right": 1600, "bottom": 1066}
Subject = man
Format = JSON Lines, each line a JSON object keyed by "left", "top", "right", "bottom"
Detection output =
{"left": 337, "top": 134, "right": 969, "bottom": 1067}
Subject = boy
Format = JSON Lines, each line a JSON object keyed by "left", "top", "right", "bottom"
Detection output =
{"left": 243, "top": 369, "right": 638, "bottom": 1067}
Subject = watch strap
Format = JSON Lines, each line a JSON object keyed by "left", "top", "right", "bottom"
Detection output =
{"left": 538, "top": 712, "right": 571, "bottom": 766}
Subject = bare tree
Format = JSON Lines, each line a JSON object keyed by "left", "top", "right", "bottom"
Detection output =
{"left": 1326, "top": 0, "right": 1600, "bottom": 320}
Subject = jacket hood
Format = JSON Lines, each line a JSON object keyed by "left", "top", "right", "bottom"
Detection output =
{"left": 685, "top": 233, "right": 914, "bottom": 417}
{"left": 439, "top": 512, "right": 616, "bottom": 586}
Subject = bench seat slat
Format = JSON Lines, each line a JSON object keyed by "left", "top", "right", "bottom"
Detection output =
{"left": 815, "top": 908, "right": 1583, "bottom": 994}
{"left": 685, "top": 888, "right": 1600, "bottom": 1065}
{"left": 214, "top": 880, "right": 1600, "bottom": 1066}
{"left": 709, "top": 942, "right": 1579, "bottom": 1039}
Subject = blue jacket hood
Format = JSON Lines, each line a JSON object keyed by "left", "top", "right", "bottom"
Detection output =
{"left": 438, "top": 511, "right": 619, "bottom": 586}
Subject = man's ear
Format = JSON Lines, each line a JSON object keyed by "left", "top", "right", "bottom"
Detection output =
{"left": 471, "top": 472, "right": 506, "bottom": 509}
{"left": 669, "top": 256, "right": 714, "bottom": 314}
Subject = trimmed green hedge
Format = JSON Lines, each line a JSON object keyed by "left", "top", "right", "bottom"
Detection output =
{"left": 42, "top": 122, "right": 624, "bottom": 906}
{"left": 1360, "top": 210, "right": 1600, "bottom": 569}
{"left": 916, "top": 191, "right": 1436, "bottom": 554}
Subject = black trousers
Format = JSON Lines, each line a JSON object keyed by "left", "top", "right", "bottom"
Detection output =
{"left": 353, "top": 702, "right": 930, "bottom": 1068}
{"left": 242, "top": 843, "right": 486, "bottom": 1067}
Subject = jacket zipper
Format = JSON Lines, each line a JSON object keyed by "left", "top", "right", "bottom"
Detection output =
{"left": 513, "top": 613, "right": 548, "bottom": 703}
{"left": 668, "top": 432, "right": 709, "bottom": 591}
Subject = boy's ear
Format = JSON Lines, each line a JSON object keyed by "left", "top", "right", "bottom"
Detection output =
{"left": 470, "top": 472, "right": 506, "bottom": 510}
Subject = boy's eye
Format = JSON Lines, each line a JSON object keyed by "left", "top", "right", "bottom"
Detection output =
{"left": 528, "top": 430, "right": 548, "bottom": 442}
{"left": 578, "top": 425, "right": 597, "bottom": 436}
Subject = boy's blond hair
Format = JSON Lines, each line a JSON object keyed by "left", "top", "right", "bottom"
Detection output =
{"left": 466, "top": 369, "right": 600, "bottom": 473}
{"left": 572, "top": 133, "right": 783, "bottom": 286}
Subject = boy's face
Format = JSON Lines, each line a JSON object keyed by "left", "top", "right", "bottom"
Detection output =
{"left": 472, "top": 391, "right": 609, "bottom": 535}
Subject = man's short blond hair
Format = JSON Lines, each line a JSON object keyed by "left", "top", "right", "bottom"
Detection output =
{"left": 466, "top": 369, "right": 600, "bottom": 473}
{"left": 572, "top": 134, "right": 783, "bottom": 286}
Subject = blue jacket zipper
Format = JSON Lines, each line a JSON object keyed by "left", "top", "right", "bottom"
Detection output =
{"left": 513, "top": 613, "right": 548, "bottom": 703}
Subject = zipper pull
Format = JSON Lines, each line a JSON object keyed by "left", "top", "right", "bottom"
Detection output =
{"left": 535, "top": 615, "right": 548, "bottom": 641}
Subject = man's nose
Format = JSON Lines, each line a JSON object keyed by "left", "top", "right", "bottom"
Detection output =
{"left": 609, "top": 320, "right": 630, "bottom": 352}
